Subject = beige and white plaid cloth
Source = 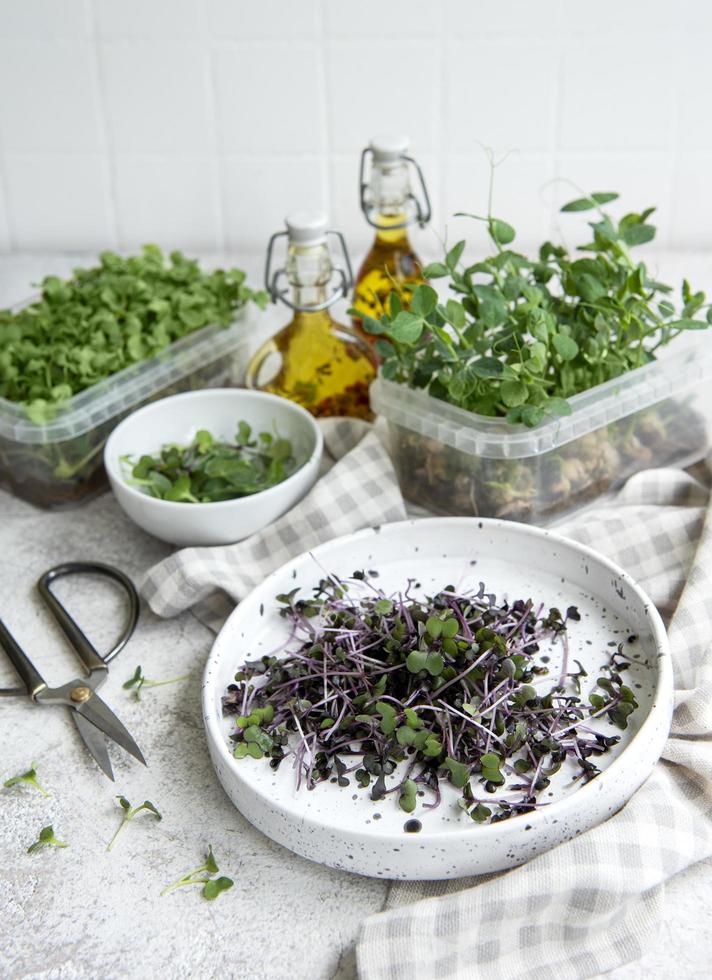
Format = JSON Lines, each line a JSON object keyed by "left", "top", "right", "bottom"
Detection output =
{"left": 142, "top": 420, "right": 712, "bottom": 980}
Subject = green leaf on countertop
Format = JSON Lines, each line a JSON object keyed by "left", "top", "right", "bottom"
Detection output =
{"left": 27, "top": 825, "right": 68, "bottom": 854}
{"left": 161, "top": 845, "right": 232, "bottom": 901}
{"left": 107, "top": 796, "right": 162, "bottom": 852}
{"left": 123, "top": 665, "right": 190, "bottom": 701}
{"left": 4, "top": 761, "right": 49, "bottom": 797}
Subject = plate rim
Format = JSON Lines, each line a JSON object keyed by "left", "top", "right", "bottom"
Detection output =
{"left": 202, "top": 516, "right": 672, "bottom": 844}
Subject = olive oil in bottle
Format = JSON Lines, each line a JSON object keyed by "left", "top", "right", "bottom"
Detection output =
{"left": 246, "top": 212, "right": 376, "bottom": 420}
{"left": 352, "top": 135, "right": 431, "bottom": 340}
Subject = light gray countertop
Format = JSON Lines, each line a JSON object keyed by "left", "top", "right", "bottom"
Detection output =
{"left": 1, "top": 253, "right": 711, "bottom": 980}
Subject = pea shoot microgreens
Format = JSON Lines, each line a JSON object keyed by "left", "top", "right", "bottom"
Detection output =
{"left": 123, "top": 665, "right": 190, "bottom": 701}
{"left": 160, "top": 845, "right": 234, "bottom": 901}
{"left": 107, "top": 797, "right": 162, "bottom": 852}
{"left": 27, "top": 825, "right": 68, "bottom": 854}
{"left": 357, "top": 191, "right": 710, "bottom": 427}
{"left": 122, "top": 422, "right": 296, "bottom": 503}
{"left": 4, "top": 762, "right": 49, "bottom": 797}
{"left": 0, "top": 246, "right": 267, "bottom": 424}
{"left": 223, "top": 574, "right": 640, "bottom": 824}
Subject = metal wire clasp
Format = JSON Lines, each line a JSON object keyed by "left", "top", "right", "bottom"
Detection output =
{"left": 263, "top": 229, "right": 354, "bottom": 313}
{"left": 359, "top": 148, "right": 432, "bottom": 231}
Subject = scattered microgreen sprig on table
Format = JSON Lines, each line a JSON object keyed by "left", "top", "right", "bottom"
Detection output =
{"left": 0, "top": 246, "right": 267, "bottom": 424}
{"left": 357, "top": 192, "right": 710, "bottom": 427}
{"left": 27, "top": 825, "right": 68, "bottom": 854}
{"left": 123, "top": 665, "right": 190, "bottom": 701}
{"left": 107, "top": 796, "right": 162, "bottom": 852}
{"left": 4, "top": 762, "right": 49, "bottom": 797}
{"left": 121, "top": 422, "right": 296, "bottom": 503}
{"left": 160, "top": 845, "right": 234, "bottom": 900}
{"left": 223, "top": 573, "right": 640, "bottom": 824}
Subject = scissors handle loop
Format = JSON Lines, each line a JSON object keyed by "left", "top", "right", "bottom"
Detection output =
{"left": 38, "top": 561, "right": 139, "bottom": 669}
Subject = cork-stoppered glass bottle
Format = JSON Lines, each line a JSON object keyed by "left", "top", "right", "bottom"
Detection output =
{"left": 246, "top": 212, "right": 376, "bottom": 420}
{"left": 352, "top": 135, "right": 431, "bottom": 342}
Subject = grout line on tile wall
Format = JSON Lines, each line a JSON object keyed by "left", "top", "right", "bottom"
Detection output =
{"left": 317, "top": 0, "right": 332, "bottom": 223}
{"left": 548, "top": 2, "right": 568, "bottom": 247}
{"left": 84, "top": 0, "right": 119, "bottom": 248}
{"left": 437, "top": 2, "right": 447, "bottom": 252}
{"left": 200, "top": 2, "right": 226, "bottom": 255}
{"left": 0, "top": 137, "right": 16, "bottom": 252}
{"left": 665, "top": 17, "right": 686, "bottom": 251}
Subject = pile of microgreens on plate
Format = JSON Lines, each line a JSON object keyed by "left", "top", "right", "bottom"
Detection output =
{"left": 223, "top": 573, "right": 639, "bottom": 823}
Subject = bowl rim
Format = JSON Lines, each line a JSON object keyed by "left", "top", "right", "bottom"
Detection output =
{"left": 202, "top": 516, "right": 673, "bottom": 846}
{"left": 103, "top": 387, "right": 323, "bottom": 512}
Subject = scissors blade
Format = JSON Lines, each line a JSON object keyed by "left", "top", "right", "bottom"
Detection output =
{"left": 72, "top": 711, "right": 114, "bottom": 781}
{"left": 75, "top": 695, "right": 146, "bottom": 767}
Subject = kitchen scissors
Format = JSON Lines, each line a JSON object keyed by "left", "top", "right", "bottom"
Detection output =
{"left": 0, "top": 561, "right": 145, "bottom": 781}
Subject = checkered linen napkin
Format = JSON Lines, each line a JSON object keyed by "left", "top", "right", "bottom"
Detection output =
{"left": 142, "top": 419, "right": 712, "bottom": 980}
{"left": 358, "top": 465, "right": 712, "bottom": 980}
{"left": 141, "top": 419, "right": 406, "bottom": 630}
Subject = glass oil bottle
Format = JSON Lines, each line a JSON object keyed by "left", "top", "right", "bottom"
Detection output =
{"left": 352, "top": 135, "right": 432, "bottom": 343}
{"left": 246, "top": 212, "right": 376, "bottom": 420}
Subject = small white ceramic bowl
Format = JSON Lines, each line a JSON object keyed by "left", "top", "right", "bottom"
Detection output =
{"left": 104, "top": 389, "right": 323, "bottom": 547}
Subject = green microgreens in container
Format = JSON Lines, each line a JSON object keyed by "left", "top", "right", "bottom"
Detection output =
{"left": 107, "top": 797, "right": 162, "bottom": 852}
{"left": 355, "top": 191, "right": 710, "bottom": 427}
{"left": 4, "top": 761, "right": 49, "bottom": 797}
{"left": 27, "top": 825, "right": 68, "bottom": 854}
{"left": 160, "top": 845, "right": 234, "bottom": 901}
{"left": 121, "top": 422, "right": 296, "bottom": 503}
{"left": 223, "top": 574, "right": 639, "bottom": 824}
{"left": 123, "top": 665, "right": 190, "bottom": 701}
{"left": 0, "top": 246, "right": 267, "bottom": 424}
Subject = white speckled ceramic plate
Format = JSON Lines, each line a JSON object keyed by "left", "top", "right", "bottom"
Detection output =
{"left": 203, "top": 518, "right": 672, "bottom": 880}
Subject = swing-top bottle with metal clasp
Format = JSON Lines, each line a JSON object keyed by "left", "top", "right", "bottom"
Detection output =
{"left": 246, "top": 212, "right": 376, "bottom": 419}
{"left": 351, "top": 135, "right": 431, "bottom": 343}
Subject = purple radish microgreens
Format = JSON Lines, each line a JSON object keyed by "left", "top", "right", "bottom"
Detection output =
{"left": 123, "top": 665, "right": 191, "bottom": 701}
{"left": 27, "top": 825, "right": 68, "bottom": 854}
{"left": 4, "top": 761, "right": 49, "bottom": 797}
{"left": 107, "top": 796, "right": 162, "bottom": 852}
{"left": 223, "top": 574, "right": 641, "bottom": 824}
{"left": 160, "top": 845, "right": 234, "bottom": 901}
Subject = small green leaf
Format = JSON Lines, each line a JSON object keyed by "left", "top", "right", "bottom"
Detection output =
{"left": 398, "top": 778, "right": 418, "bottom": 813}
{"left": 425, "top": 616, "right": 442, "bottom": 638}
{"left": 387, "top": 311, "right": 425, "bottom": 345}
{"left": 410, "top": 285, "right": 438, "bottom": 318}
{"left": 488, "top": 218, "right": 515, "bottom": 245}
{"left": 3, "top": 762, "right": 49, "bottom": 797}
{"left": 27, "top": 825, "right": 68, "bottom": 853}
{"left": 552, "top": 334, "right": 579, "bottom": 361}
{"left": 444, "top": 756, "right": 470, "bottom": 788}
{"left": 422, "top": 261, "right": 448, "bottom": 279}
{"left": 374, "top": 598, "right": 393, "bottom": 615}
{"left": 500, "top": 379, "right": 528, "bottom": 408}
{"left": 202, "top": 876, "right": 234, "bottom": 900}
{"left": 445, "top": 240, "right": 466, "bottom": 271}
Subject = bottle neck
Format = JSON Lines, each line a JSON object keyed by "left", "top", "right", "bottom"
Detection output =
{"left": 374, "top": 214, "right": 411, "bottom": 247}
{"left": 287, "top": 241, "right": 332, "bottom": 312}
{"left": 367, "top": 159, "right": 412, "bottom": 237}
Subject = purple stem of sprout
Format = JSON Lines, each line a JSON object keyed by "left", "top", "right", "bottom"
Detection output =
{"left": 223, "top": 576, "right": 634, "bottom": 822}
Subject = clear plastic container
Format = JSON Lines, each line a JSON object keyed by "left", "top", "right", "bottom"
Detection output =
{"left": 0, "top": 311, "right": 251, "bottom": 509}
{"left": 371, "top": 338, "right": 712, "bottom": 524}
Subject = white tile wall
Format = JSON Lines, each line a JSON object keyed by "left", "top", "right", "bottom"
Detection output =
{"left": 0, "top": 0, "right": 709, "bottom": 259}
{"left": 113, "top": 154, "right": 221, "bottom": 250}
{"left": 3, "top": 154, "right": 113, "bottom": 249}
